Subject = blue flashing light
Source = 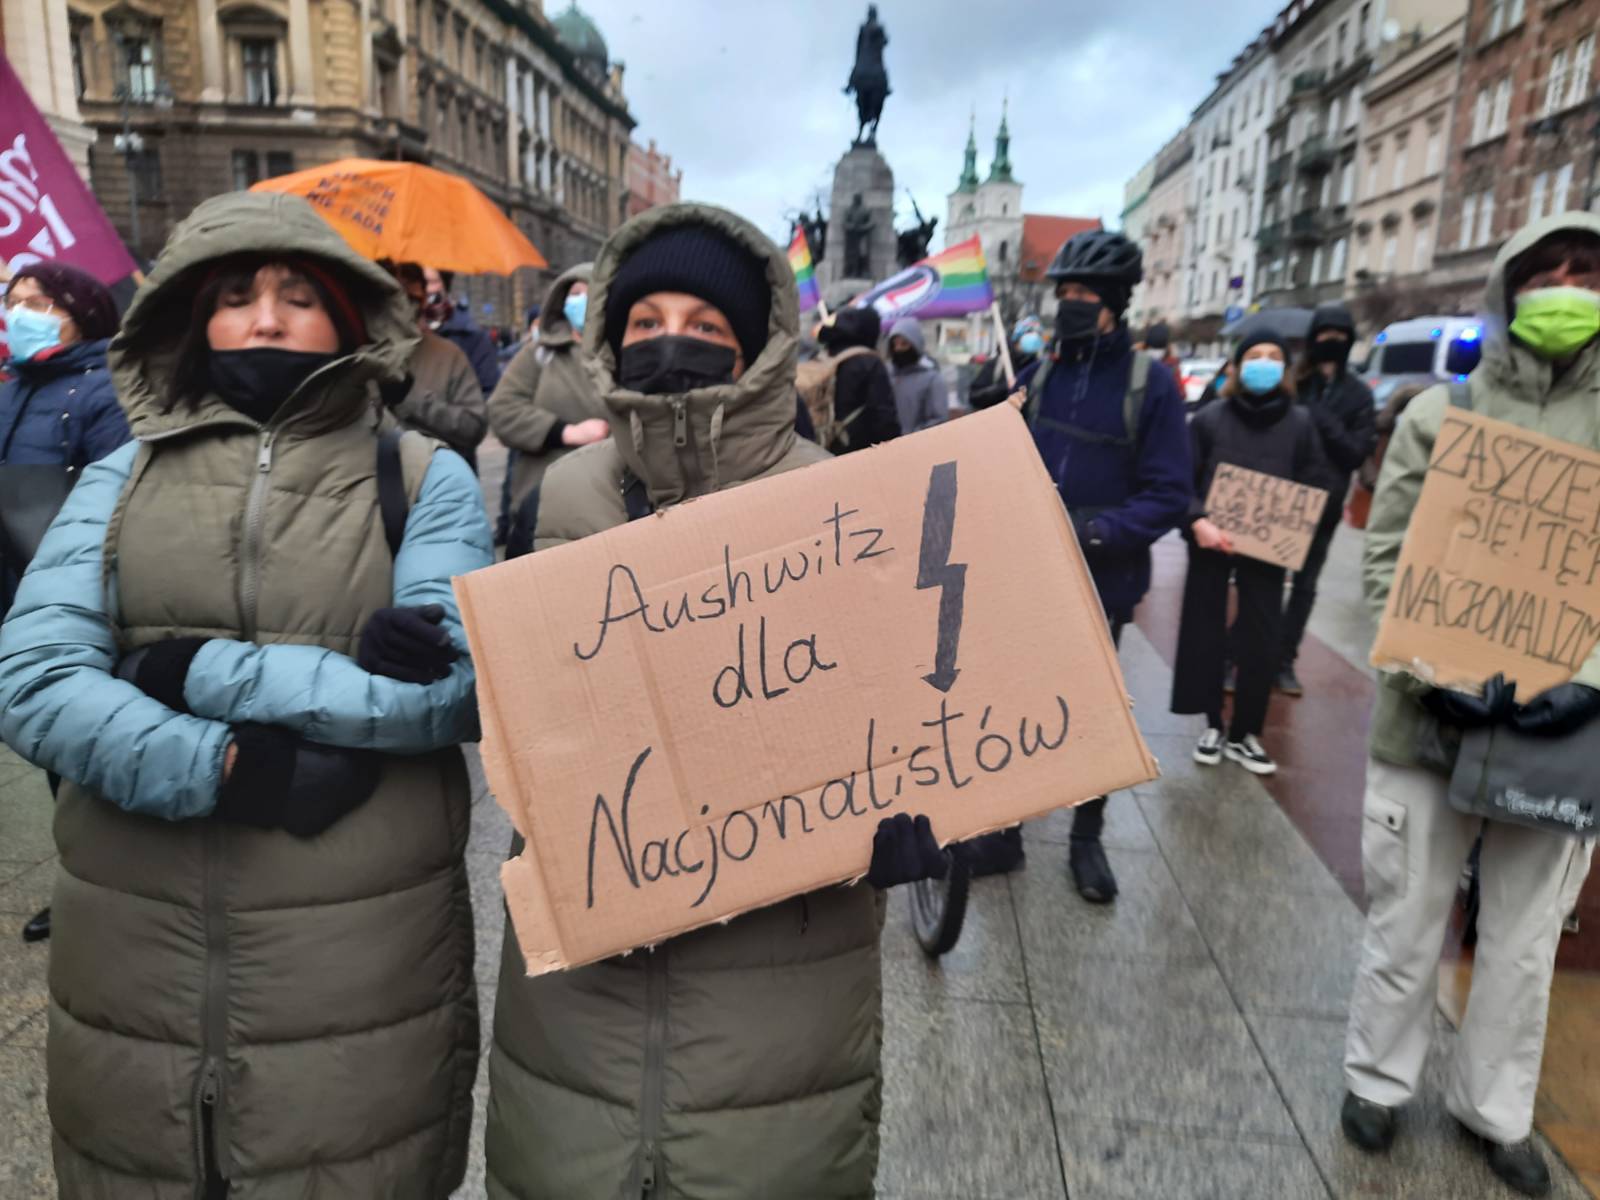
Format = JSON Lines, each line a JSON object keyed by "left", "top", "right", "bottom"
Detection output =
{"left": 1455, "top": 374, "right": 1469, "bottom": 382}
{"left": 1430, "top": 327, "right": 1443, "bottom": 339}
{"left": 1458, "top": 326, "right": 1481, "bottom": 343}
{"left": 1375, "top": 331, "right": 1388, "bottom": 343}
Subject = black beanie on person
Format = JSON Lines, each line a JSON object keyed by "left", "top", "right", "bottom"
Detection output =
{"left": 604, "top": 224, "right": 771, "bottom": 367}
{"left": 1232, "top": 328, "right": 1293, "bottom": 365}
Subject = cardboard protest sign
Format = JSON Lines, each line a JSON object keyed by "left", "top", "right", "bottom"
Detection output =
{"left": 1371, "top": 406, "right": 1600, "bottom": 694}
{"left": 457, "top": 404, "right": 1159, "bottom": 975}
{"left": 1204, "top": 463, "right": 1329, "bottom": 570}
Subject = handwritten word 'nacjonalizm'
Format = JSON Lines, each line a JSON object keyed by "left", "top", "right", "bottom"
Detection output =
{"left": 1389, "top": 564, "right": 1600, "bottom": 671}
{"left": 584, "top": 691, "right": 1071, "bottom": 912}
{"left": 1431, "top": 415, "right": 1600, "bottom": 532}
{"left": 574, "top": 502, "right": 892, "bottom": 661}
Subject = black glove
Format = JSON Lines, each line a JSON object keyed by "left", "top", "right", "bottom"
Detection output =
{"left": 1072, "top": 513, "right": 1106, "bottom": 551}
{"left": 1507, "top": 682, "right": 1600, "bottom": 737}
{"left": 115, "top": 637, "right": 209, "bottom": 713}
{"left": 1420, "top": 673, "right": 1517, "bottom": 729}
{"left": 214, "top": 724, "right": 381, "bottom": 838}
{"left": 377, "top": 373, "right": 415, "bottom": 410}
{"left": 866, "top": 813, "right": 949, "bottom": 889}
{"left": 358, "top": 604, "right": 460, "bottom": 683}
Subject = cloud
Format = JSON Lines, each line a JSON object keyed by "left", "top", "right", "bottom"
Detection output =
{"left": 581, "top": 0, "right": 1277, "bottom": 249}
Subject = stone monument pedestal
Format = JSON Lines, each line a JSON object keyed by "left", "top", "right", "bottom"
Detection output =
{"left": 818, "top": 144, "right": 895, "bottom": 308}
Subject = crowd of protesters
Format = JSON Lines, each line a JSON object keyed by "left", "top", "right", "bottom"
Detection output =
{"left": 0, "top": 190, "right": 1594, "bottom": 1199}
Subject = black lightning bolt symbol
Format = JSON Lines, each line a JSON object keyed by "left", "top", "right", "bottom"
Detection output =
{"left": 916, "top": 460, "right": 966, "bottom": 693}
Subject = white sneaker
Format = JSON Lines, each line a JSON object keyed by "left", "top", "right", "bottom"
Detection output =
{"left": 1193, "top": 727, "right": 1224, "bottom": 766}
{"left": 1225, "top": 734, "right": 1277, "bottom": 776}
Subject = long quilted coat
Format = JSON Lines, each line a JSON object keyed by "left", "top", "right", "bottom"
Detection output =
{"left": 0, "top": 191, "right": 492, "bottom": 1199}
{"left": 484, "top": 203, "right": 886, "bottom": 1200}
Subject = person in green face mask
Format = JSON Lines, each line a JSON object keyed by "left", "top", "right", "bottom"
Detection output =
{"left": 1342, "top": 214, "right": 1600, "bottom": 1197}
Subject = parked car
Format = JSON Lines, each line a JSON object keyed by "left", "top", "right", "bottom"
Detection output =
{"left": 1363, "top": 315, "right": 1483, "bottom": 407}
{"left": 1179, "top": 357, "right": 1226, "bottom": 409}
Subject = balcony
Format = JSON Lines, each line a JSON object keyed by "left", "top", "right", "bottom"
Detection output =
{"left": 1256, "top": 220, "right": 1285, "bottom": 250}
{"left": 1291, "top": 70, "right": 1326, "bottom": 97}
{"left": 1289, "top": 210, "right": 1323, "bottom": 243}
{"left": 1264, "top": 153, "right": 1293, "bottom": 190}
{"left": 1296, "top": 136, "right": 1335, "bottom": 174}
{"left": 1212, "top": 132, "right": 1232, "bottom": 151}
{"left": 1322, "top": 51, "right": 1373, "bottom": 95}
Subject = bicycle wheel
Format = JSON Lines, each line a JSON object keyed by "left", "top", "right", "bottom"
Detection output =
{"left": 909, "top": 851, "right": 970, "bottom": 957}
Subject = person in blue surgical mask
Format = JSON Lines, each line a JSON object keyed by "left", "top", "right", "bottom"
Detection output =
{"left": 487, "top": 265, "right": 608, "bottom": 557}
{"left": 966, "top": 314, "right": 1046, "bottom": 410}
{"left": 1170, "top": 330, "right": 1321, "bottom": 777}
{"left": 1, "top": 263, "right": 131, "bottom": 946}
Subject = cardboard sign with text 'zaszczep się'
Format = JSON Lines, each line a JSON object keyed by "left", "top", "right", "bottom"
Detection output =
{"left": 1371, "top": 406, "right": 1600, "bottom": 695}
{"left": 456, "top": 404, "right": 1160, "bottom": 975}
{"left": 1204, "top": 463, "right": 1329, "bottom": 572}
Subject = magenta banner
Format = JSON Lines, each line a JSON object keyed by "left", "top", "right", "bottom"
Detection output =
{"left": 0, "top": 56, "right": 136, "bottom": 286}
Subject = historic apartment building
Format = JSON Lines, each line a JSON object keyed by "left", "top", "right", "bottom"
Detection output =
{"left": 2, "top": 0, "right": 97, "bottom": 180}
{"left": 58, "top": 0, "right": 634, "bottom": 317}
{"left": 1127, "top": 129, "right": 1192, "bottom": 329}
{"left": 625, "top": 137, "right": 681, "bottom": 218}
{"left": 1346, "top": 16, "right": 1465, "bottom": 296}
{"left": 1184, "top": 30, "right": 1276, "bottom": 329}
{"left": 1431, "top": 0, "right": 1600, "bottom": 306}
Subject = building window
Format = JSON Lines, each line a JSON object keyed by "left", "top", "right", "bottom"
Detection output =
{"left": 1459, "top": 194, "right": 1478, "bottom": 251}
{"left": 1365, "top": 147, "right": 1381, "bottom": 198}
{"left": 241, "top": 38, "right": 278, "bottom": 106}
{"left": 1339, "top": 159, "right": 1354, "bottom": 205}
{"left": 1491, "top": 77, "right": 1512, "bottom": 135}
{"left": 1391, "top": 138, "right": 1407, "bottom": 191}
{"left": 1530, "top": 171, "right": 1550, "bottom": 223}
{"left": 1413, "top": 221, "right": 1432, "bottom": 272}
{"left": 69, "top": 15, "right": 90, "bottom": 99}
{"left": 122, "top": 36, "right": 158, "bottom": 102}
{"left": 1311, "top": 246, "right": 1325, "bottom": 283}
{"left": 129, "top": 147, "right": 163, "bottom": 200}
{"left": 997, "top": 241, "right": 1007, "bottom": 264}
{"left": 232, "top": 149, "right": 261, "bottom": 191}
{"left": 1566, "top": 36, "right": 1596, "bottom": 111}
{"left": 266, "top": 150, "right": 293, "bottom": 177}
{"left": 1328, "top": 97, "right": 1342, "bottom": 135}
{"left": 1477, "top": 190, "right": 1496, "bottom": 246}
{"left": 1383, "top": 235, "right": 1398, "bottom": 274}
{"left": 433, "top": 5, "right": 445, "bottom": 50}
{"left": 1486, "top": 0, "right": 1524, "bottom": 41}
{"left": 1554, "top": 162, "right": 1574, "bottom": 213}
{"left": 1331, "top": 237, "right": 1347, "bottom": 279}
{"left": 1471, "top": 88, "right": 1490, "bottom": 142}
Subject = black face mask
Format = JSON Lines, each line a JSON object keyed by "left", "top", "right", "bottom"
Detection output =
{"left": 209, "top": 348, "right": 340, "bottom": 424}
{"left": 1310, "top": 336, "right": 1351, "bottom": 367}
{"left": 890, "top": 346, "right": 920, "bottom": 367}
{"left": 1054, "top": 299, "right": 1103, "bottom": 344}
{"left": 617, "top": 335, "right": 737, "bottom": 395}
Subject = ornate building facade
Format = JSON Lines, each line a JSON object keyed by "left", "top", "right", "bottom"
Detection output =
{"left": 626, "top": 136, "right": 681, "bottom": 218}
{"left": 59, "top": 0, "right": 633, "bottom": 318}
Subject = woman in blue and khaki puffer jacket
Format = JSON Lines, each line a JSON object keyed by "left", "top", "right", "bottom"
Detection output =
{"left": 0, "top": 191, "right": 491, "bottom": 1199}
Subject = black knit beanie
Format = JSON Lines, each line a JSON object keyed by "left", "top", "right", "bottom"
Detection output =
{"left": 604, "top": 224, "right": 771, "bottom": 366}
{"left": 1233, "top": 328, "right": 1293, "bottom": 365}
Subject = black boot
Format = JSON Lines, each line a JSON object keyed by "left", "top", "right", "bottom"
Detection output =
{"left": 1485, "top": 1139, "right": 1552, "bottom": 1197}
{"left": 21, "top": 907, "right": 50, "bottom": 943}
{"left": 1275, "top": 665, "right": 1305, "bottom": 697}
{"left": 1340, "top": 1092, "right": 1396, "bottom": 1153}
{"left": 1068, "top": 797, "right": 1117, "bottom": 904}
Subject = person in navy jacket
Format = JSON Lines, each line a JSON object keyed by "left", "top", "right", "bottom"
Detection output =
{"left": 971, "top": 230, "right": 1192, "bottom": 904}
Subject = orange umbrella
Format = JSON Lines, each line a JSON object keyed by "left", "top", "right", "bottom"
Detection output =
{"left": 250, "top": 158, "right": 547, "bottom": 275}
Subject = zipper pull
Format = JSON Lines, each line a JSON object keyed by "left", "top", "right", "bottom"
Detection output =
{"left": 640, "top": 1142, "right": 657, "bottom": 1195}
{"left": 672, "top": 400, "right": 687, "bottom": 447}
{"left": 257, "top": 433, "right": 276, "bottom": 473}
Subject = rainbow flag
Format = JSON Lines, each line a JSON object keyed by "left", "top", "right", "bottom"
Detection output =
{"left": 853, "top": 236, "right": 994, "bottom": 321}
{"left": 788, "top": 228, "right": 821, "bottom": 312}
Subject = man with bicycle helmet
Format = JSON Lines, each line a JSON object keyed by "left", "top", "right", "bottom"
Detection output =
{"left": 1011, "top": 230, "right": 1191, "bottom": 903}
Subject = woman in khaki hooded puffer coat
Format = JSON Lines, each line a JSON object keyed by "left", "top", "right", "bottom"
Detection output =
{"left": 0, "top": 191, "right": 491, "bottom": 1198}
{"left": 484, "top": 202, "right": 950, "bottom": 1200}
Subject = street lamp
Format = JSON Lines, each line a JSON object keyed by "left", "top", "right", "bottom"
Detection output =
{"left": 104, "top": 15, "right": 172, "bottom": 264}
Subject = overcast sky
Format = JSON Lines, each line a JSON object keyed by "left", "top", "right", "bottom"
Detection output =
{"left": 578, "top": 0, "right": 1279, "bottom": 249}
